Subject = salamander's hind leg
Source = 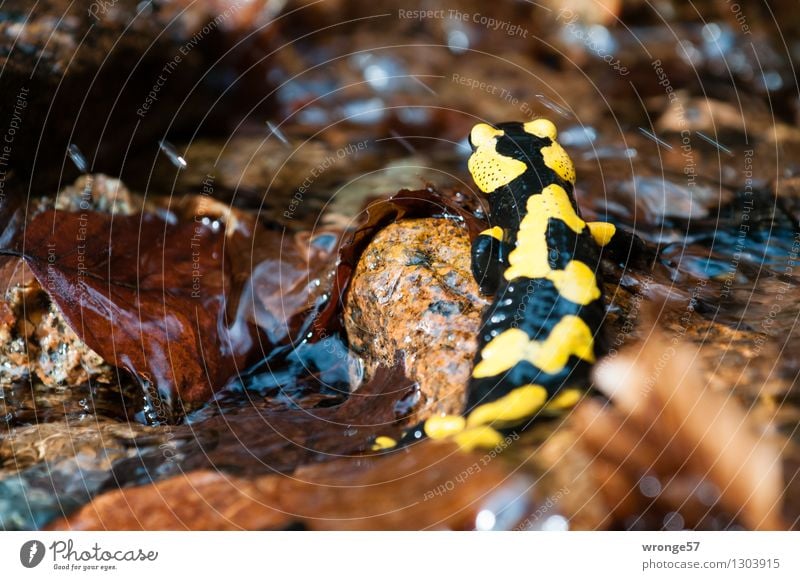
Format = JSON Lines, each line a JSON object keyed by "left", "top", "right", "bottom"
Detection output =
{"left": 471, "top": 226, "right": 511, "bottom": 295}
{"left": 588, "top": 221, "right": 654, "bottom": 269}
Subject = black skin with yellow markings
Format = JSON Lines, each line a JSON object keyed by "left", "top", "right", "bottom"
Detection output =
{"left": 467, "top": 277, "right": 604, "bottom": 415}
{"left": 471, "top": 123, "right": 583, "bottom": 292}
{"left": 379, "top": 119, "right": 622, "bottom": 452}
{"left": 466, "top": 122, "right": 605, "bottom": 414}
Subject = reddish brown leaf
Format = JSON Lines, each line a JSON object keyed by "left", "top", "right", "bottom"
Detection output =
{"left": 10, "top": 210, "right": 251, "bottom": 415}
{"left": 50, "top": 439, "right": 537, "bottom": 531}
{"left": 106, "top": 364, "right": 416, "bottom": 479}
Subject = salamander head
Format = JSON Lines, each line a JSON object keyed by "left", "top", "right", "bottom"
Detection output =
{"left": 467, "top": 119, "right": 575, "bottom": 194}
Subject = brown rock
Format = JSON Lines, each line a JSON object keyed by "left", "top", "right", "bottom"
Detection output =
{"left": 51, "top": 174, "right": 144, "bottom": 215}
{"left": 345, "top": 217, "right": 488, "bottom": 420}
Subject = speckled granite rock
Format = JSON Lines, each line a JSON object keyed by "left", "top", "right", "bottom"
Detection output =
{"left": 345, "top": 217, "right": 488, "bottom": 419}
{"left": 0, "top": 257, "right": 114, "bottom": 388}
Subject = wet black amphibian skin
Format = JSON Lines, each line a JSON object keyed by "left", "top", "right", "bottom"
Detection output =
{"left": 373, "top": 119, "right": 619, "bottom": 452}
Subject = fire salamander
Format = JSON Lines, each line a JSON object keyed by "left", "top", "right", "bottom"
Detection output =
{"left": 373, "top": 119, "right": 619, "bottom": 452}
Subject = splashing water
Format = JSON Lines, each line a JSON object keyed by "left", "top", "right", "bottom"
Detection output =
{"left": 267, "top": 121, "right": 291, "bottom": 147}
{"left": 158, "top": 140, "right": 187, "bottom": 169}
{"left": 67, "top": 144, "right": 88, "bottom": 173}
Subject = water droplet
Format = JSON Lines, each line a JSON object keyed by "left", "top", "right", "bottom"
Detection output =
{"left": 477, "top": 480, "right": 533, "bottom": 530}
{"left": 365, "top": 63, "right": 390, "bottom": 90}
{"left": 679, "top": 40, "right": 703, "bottom": 66}
{"left": 639, "top": 475, "right": 662, "bottom": 498}
{"left": 695, "top": 131, "right": 733, "bottom": 156}
{"left": 582, "top": 146, "right": 637, "bottom": 160}
{"left": 347, "top": 355, "right": 364, "bottom": 389}
{"left": 456, "top": 137, "right": 472, "bottom": 157}
{"left": 663, "top": 511, "right": 685, "bottom": 530}
{"left": 696, "top": 481, "right": 720, "bottom": 506}
{"left": 536, "top": 94, "right": 572, "bottom": 118}
{"left": 447, "top": 28, "right": 470, "bottom": 54}
{"left": 701, "top": 23, "right": 722, "bottom": 43}
{"left": 389, "top": 129, "right": 416, "bottom": 154}
{"left": 310, "top": 233, "right": 337, "bottom": 254}
{"left": 542, "top": 515, "right": 569, "bottom": 531}
{"left": 397, "top": 107, "right": 430, "bottom": 125}
{"left": 341, "top": 98, "right": 385, "bottom": 124}
{"left": 158, "top": 140, "right": 187, "bottom": 169}
{"left": 762, "top": 71, "right": 783, "bottom": 91}
{"left": 67, "top": 144, "right": 88, "bottom": 172}
{"left": 266, "top": 121, "right": 291, "bottom": 148}
{"left": 559, "top": 126, "right": 597, "bottom": 148}
{"left": 393, "top": 387, "right": 420, "bottom": 416}
{"left": 277, "top": 78, "right": 337, "bottom": 106}
{"left": 638, "top": 127, "right": 673, "bottom": 150}
{"left": 297, "top": 106, "right": 329, "bottom": 125}
{"left": 355, "top": 55, "right": 406, "bottom": 92}
{"left": 475, "top": 509, "right": 497, "bottom": 531}
{"left": 587, "top": 24, "right": 616, "bottom": 54}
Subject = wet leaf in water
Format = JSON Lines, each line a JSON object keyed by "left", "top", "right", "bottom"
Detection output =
{"left": 0, "top": 205, "right": 341, "bottom": 422}
{"left": 5, "top": 210, "right": 251, "bottom": 417}
{"left": 107, "top": 364, "right": 416, "bottom": 480}
{"left": 50, "top": 438, "right": 540, "bottom": 531}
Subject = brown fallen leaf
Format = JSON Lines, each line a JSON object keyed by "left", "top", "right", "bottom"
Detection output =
{"left": 0, "top": 198, "right": 342, "bottom": 420}
{"left": 6, "top": 209, "right": 254, "bottom": 414}
{"left": 574, "top": 327, "right": 788, "bottom": 530}
{"left": 49, "top": 439, "right": 539, "bottom": 531}
{"left": 148, "top": 365, "right": 417, "bottom": 477}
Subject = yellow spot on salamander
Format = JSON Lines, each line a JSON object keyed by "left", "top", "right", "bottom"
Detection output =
{"left": 544, "top": 388, "right": 583, "bottom": 411}
{"left": 470, "top": 123, "right": 504, "bottom": 147}
{"left": 371, "top": 436, "right": 397, "bottom": 450}
{"left": 504, "top": 183, "right": 586, "bottom": 281}
{"left": 466, "top": 384, "right": 548, "bottom": 428}
{"left": 545, "top": 260, "right": 601, "bottom": 306}
{"left": 523, "top": 119, "right": 575, "bottom": 183}
{"left": 452, "top": 425, "right": 504, "bottom": 451}
{"left": 472, "top": 315, "right": 596, "bottom": 378}
{"left": 424, "top": 415, "right": 467, "bottom": 439}
{"left": 480, "top": 226, "right": 504, "bottom": 242}
{"left": 468, "top": 146, "right": 527, "bottom": 194}
{"left": 541, "top": 141, "right": 576, "bottom": 184}
{"left": 503, "top": 184, "right": 603, "bottom": 302}
{"left": 523, "top": 119, "right": 558, "bottom": 141}
{"left": 587, "top": 221, "right": 617, "bottom": 247}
